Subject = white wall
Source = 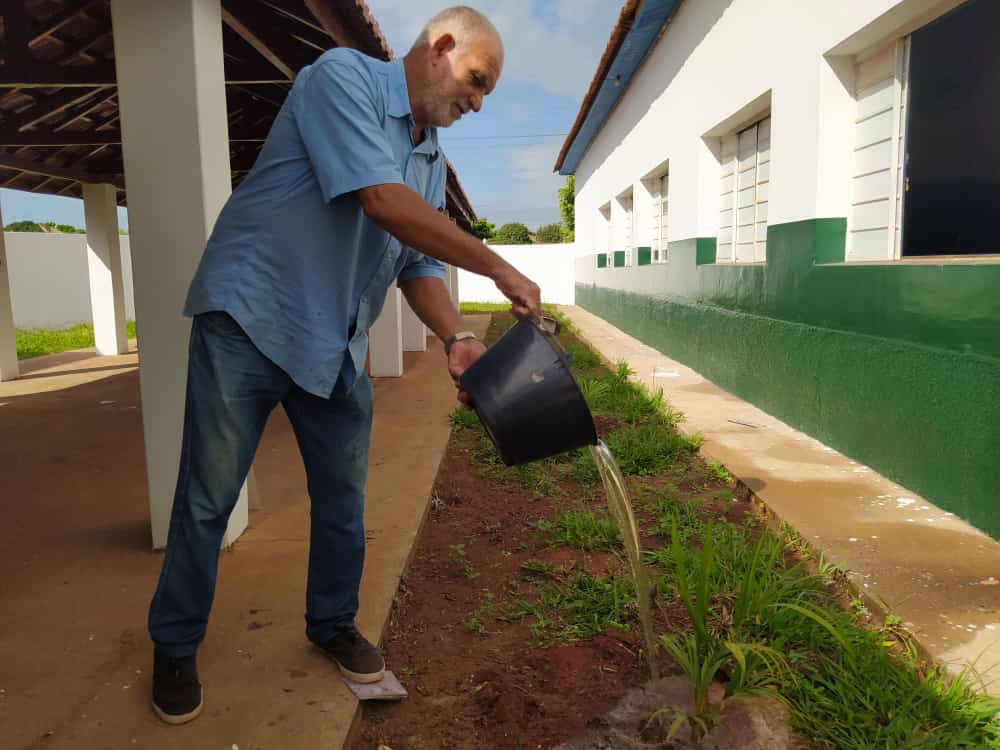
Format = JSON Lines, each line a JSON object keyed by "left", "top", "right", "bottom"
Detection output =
{"left": 6, "top": 232, "right": 136, "bottom": 329}
{"left": 573, "top": 0, "right": 965, "bottom": 258}
{"left": 458, "top": 243, "right": 588, "bottom": 305}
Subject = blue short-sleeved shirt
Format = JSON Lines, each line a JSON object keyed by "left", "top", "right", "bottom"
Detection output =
{"left": 184, "top": 48, "right": 447, "bottom": 397}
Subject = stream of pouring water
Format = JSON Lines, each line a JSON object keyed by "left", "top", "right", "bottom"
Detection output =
{"left": 591, "top": 440, "right": 659, "bottom": 679}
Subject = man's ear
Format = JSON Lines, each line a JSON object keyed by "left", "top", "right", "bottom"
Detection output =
{"left": 431, "top": 32, "right": 457, "bottom": 58}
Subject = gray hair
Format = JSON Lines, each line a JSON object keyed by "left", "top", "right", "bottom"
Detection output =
{"left": 410, "top": 6, "right": 501, "bottom": 53}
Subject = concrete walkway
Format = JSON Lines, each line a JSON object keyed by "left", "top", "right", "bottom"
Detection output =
{"left": 1, "top": 315, "right": 488, "bottom": 750}
{"left": 561, "top": 305, "right": 1000, "bottom": 694}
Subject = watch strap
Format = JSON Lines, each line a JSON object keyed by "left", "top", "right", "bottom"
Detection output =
{"left": 444, "top": 330, "right": 477, "bottom": 355}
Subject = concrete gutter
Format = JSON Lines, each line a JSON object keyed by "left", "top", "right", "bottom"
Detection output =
{"left": 560, "top": 304, "right": 1000, "bottom": 694}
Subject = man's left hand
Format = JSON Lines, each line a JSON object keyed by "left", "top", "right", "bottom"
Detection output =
{"left": 448, "top": 338, "right": 487, "bottom": 403}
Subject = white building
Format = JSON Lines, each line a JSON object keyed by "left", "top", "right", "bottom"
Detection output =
{"left": 557, "top": 0, "right": 1000, "bottom": 538}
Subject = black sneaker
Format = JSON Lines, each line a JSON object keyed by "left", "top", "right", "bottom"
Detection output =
{"left": 316, "top": 627, "right": 385, "bottom": 683}
{"left": 152, "top": 651, "right": 203, "bottom": 725}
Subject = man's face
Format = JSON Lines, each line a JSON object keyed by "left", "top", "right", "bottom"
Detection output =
{"left": 422, "top": 34, "right": 503, "bottom": 128}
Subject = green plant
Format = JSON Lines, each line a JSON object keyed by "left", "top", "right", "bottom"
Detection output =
{"left": 491, "top": 222, "right": 531, "bottom": 245}
{"left": 464, "top": 591, "right": 494, "bottom": 635}
{"left": 16, "top": 321, "right": 138, "bottom": 360}
{"left": 468, "top": 217, "right": 496, "bottom": 240}
{"left": 407, "top": 735, "right": 424, "bottom": 750}
{"left": 448, "top": 543, "right": 479, "bottom": 580}
{"left": 614, "top": 359, "right": 633, "bottom": 382}
{"left": 604, "top": 424, "right": 697, "bottom": 476}
{"left": 520, "top": 558, "right": 556, "bottom": 578}
{"left": 532, "top": 510, "right": 621, "bottom": 551}
{"left": 514, "top": 573, "right": 634, "bottom": 644}
{"left": 534, "top": 223, "right": 564, "bottom": 243}
{"left": 706, "top": 459, "right": 732, "bottom": 483}
{"left": 564, "top": 341, "right": 601, "bottom": 372}
{"left": 449, "top": 406, "right": 482, "bottom": 433}
{"left": 657, "top": 519, "right": 790, "bottom": 740}
{"left": 557, "top": 175, "right": 575, "bottom": 240}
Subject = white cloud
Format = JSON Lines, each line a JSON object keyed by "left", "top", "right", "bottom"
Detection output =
{"left": 365, "top": 0, "right": 619, "bottom": 99}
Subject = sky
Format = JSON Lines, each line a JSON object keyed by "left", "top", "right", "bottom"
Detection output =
{"left": 0, "top": 1, "right": 620, "bottom": 232}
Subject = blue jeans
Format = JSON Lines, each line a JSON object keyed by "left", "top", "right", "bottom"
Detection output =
{"left": 148, "top": 311, "right": 373, "bottom": 656}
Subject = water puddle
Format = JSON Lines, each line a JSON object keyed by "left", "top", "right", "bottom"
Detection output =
{"left": 591, "top": 440, "right": 659, "bottom": 678}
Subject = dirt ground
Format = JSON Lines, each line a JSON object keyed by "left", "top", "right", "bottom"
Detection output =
{"left": 347, "top": 318, "right": 750, "bottom": 750}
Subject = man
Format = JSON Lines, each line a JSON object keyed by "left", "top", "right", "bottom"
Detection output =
{"left": 148, "top": 6, "right": 540, "bottom": 724}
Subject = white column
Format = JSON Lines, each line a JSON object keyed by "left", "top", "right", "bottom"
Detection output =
{"left": 401, "top": 297, "right": 426, "bottom": 352}
{"left": 446, "top": 264, "right": 460, "bottom": 310}
{"left": 83, "top": 183, "right": 128, "bottom": 355}
{"left": 368, "top": 282, "right": 403, "bottom": 376}
{"left": 0, "top": 203, "right": 19, "bottom": 381}
{"left": 112, "top": 0, "right": 247, "bottom": 549}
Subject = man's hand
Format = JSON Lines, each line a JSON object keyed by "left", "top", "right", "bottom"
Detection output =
{"left": 448, "top": 338, "right": 487, "bottom": 403}
{"left": 494, "top": 266, "right": 541, "bottom": 321}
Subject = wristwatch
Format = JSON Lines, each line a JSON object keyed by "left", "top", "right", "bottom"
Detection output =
{"left": 444, "top": 330, "right": 477, "bottom": 355}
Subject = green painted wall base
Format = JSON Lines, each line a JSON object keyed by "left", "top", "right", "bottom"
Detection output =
{"left": 577, "top": 220, "right": 1000, "bottom": 538}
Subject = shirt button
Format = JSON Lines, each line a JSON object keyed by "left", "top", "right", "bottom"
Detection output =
{"left": 362, "top": 295, "right": 368, "bottom": 304}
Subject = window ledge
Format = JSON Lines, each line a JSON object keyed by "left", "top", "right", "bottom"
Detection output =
{"left": 823, "top": 254, "right": 1000, "bottom": 267}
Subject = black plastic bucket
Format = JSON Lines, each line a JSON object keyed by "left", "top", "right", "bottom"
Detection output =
{"left": 459, "top": 317, "right": 598, "bottom": 466}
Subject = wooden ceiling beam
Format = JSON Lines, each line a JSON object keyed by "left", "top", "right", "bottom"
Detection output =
{"left": 221, "top": 3, "right": 295, "bottom": 81}
{"left": 3, "top": 86, "right": 106, "bottom": 132}
{"left": 0, "top": 151, "right": 114, "bottom": 183}
{"left": 52, "top": 90, "right": 116, "bottom": 131}
{"left": 29, "top": 1, "right": 103, "bottom": 46}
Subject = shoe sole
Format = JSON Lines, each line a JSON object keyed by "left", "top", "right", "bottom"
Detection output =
{"left": 316, "top": 645, "right": 385, "bottom": 684}
{"left": 152, "top": 692, "right": 204, "bottom": 725}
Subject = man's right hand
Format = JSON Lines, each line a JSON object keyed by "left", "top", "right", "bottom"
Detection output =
{"left": 494, "top": 266, "right": 542, "bottom": 320}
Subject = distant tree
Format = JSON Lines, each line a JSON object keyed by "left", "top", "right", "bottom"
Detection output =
{"left": 469, "top": 217, "right": 496, "bottom": 240}
{"left": 4, "top": 220, "right": 85, "bottom": 233}
{"left": 534, "top": 223, "right": 564, "bottom": 243}
{"left": 557, "top": 175, "right": 575, "bottom": 241}
{"left": 491, "top": 222, "right": 531, "bottom": 245}
{"left": 4, "top": 220, "right": 43, "bottom": 232}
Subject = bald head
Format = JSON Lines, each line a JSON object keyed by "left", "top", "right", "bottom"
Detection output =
{"left": 410, "top": 6, "right": 503, "bottom": 59}
{"left": 403, "top": 6, "right": 504, "bottom": 130}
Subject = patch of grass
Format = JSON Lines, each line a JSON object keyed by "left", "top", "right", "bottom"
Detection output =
{"left": 705, "top": 459, "right": 732, "bottom": 483}
{"left": 532, "top": 510, "right": 621, "bottom": 551}
{"left": 520, "top": 558, "right": 556, "bottom": 579}
{"left": 568, "top": 447, "right": 600, "bottom": 485}
{"left": 447, "top": 543, "right": 479, "bottom": 580}
{"left": 464, "top": 591, "right": 495, "bottom": 635}
{"left": 449, "top": 406, "right": 483, "bottom": 433}
{"left": 564, "top": 341, "right": 602, "bottom": 372}
{"left": 603, "top": 423, "right": 698, "bottom": 476}
{"left": 15, "top": 320, "right": 137, "bottom": 359}
{"left": 515, "top": 573, "right": 634, "bottom": 644}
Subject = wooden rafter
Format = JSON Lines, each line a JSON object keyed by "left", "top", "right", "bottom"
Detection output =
{"left": 3, "top": 86, "right": 106, "bottom": 132}
{"left": 221, "top": 4, "right": 295, "bottom": 81}
{"left": 49, "top": 18, "right": 110, "bottom": 65}
{"left": 52, "top": 90, "right": 116, "bottom": 131}
{"left": 28, "top": 0, "right": 103, "bottom": 46}
{"left": 0, "top": 150, "right": 114, "bottom": 184}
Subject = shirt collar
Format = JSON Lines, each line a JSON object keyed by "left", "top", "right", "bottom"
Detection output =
{"left": 387, "top": 59, "right": 440, "bottom": 160}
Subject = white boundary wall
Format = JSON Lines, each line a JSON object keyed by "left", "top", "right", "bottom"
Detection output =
{"left": 458, "top": 243, "right": 588, "bottom": 305}
{"left": 6, "top": 232, "right": 136, "bottom": 329}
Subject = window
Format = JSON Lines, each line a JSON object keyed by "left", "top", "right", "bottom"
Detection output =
{"left": 849, "top": 0, "right": 1000, "bottom": 259}
{"left": 615, "top": 188, "right": 635, "bottom": 265}
{"left": 650, "top": 172, "right": 669, "bottom": 262}
{"left": 597, "top": 202, "right": 612, "bottom": 265}
{"left": 719, "top": 117, "right": 770, "bottom": 263}
{"left": 848, "top": 41, "right": 909, "bottom": 260}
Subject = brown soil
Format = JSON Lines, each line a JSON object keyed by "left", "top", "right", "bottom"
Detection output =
{"left": 347, "top": 313, "right": 793, "bottom": 750}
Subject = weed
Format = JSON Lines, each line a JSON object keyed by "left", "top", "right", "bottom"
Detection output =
{"left": 604, "top": 424, "right": 697, "bottom": 476}
{"left": 532, "top": 510, "right": 621, "bottom": 551}
{"left": 520, "top": 558, "right": 556, "bottom": 578}
{"left": 614, "top": 359, "right": 633, "bottom": 381}
{"left": 705, "top": 459, "right": 732, "bottom": 483}
{"left": 407, "top": 735, "right": 424, "bottom": 750}
{"left": 448, "top": 544, "right": 479, "bottom": 580}
{"left": 564, "top": 341, "right": 602, "bottom": 372}
{"left": 464, "top": 591, "right": 495, "bottom": 635}
{"left": 514, "top": 574, "right": 634, "bottom": 644}
{"left": 449, "top": 407, "right": 483, "bottom": 433}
